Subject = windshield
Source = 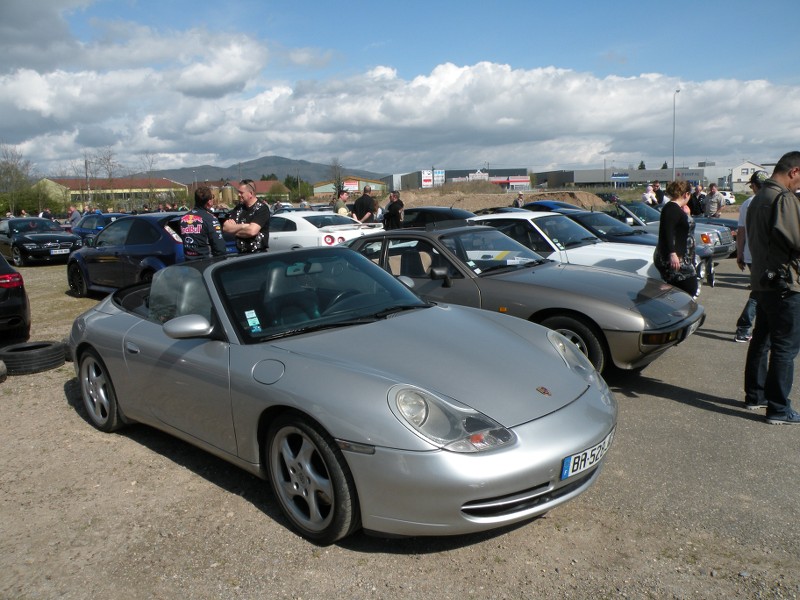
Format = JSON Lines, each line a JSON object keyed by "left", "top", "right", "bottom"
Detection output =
{"left": 573, "top": 212, "right": 637, "bottom": 235}
{"left": 439, "top": 228, "right": 546, "bottom": 275}
{"left": 214, "top": 248, "right": 427, "bottom": 343}
{"left": 303, "top": 214, "right": 357, "bottom": 228}
{"left": 626, "top": 202, "right": 662, "bottom": 224}
{"left": 12, "top": 218, "right": 64, "bottom": 234}
{"left": 532, "top": 215, "right": 599, "bottom": 249}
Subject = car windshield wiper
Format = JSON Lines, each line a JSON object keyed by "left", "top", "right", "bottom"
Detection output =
{"left": 564, "top": 237, "right": 599, "bottom": 248}
{"left": 373, "top": 303, "right": 430, "bottom": 318}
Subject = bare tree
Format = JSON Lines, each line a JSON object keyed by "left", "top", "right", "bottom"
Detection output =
{"left": 329, "top": 157, "right": 344, "bottom": 196}
{"left": 138, "top": 151, "right": 159, "bottom": 211}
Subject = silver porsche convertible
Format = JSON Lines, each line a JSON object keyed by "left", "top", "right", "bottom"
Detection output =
{"left": 69, "top": 247, "right": 617, "bottom": 544}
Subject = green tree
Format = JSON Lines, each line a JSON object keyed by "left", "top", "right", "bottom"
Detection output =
{"left": 0, "top": 144, "right": 34, "bottom": 216}
{"left": 661, "top": 161, "right": 669, "bottom": 169}
{"left": 261, "top": 173, "right": 278, "bottom": 181}
{"left": 637, "top": 161, "right": 646, "bottom": 170}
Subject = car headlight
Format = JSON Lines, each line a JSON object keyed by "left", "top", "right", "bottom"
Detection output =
{"left": 389, "top": 386, "right": 516, "bottom": 453}
{"left": 547, "top": 329, "right": 611, "bottom": 400}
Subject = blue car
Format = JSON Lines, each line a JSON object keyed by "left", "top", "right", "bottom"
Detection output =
{"left": 70, "top": 212, "right": 127, "bottom": 240}
{"left": 66, "top": 212, "right": 236, "bottom": 297}
{"left": 522, "top": 200, "right": 583, "bottom": 212}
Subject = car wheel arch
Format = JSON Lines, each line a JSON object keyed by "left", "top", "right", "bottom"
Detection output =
{"left": 531, "top": 310, "right": 610, "bottom": 372}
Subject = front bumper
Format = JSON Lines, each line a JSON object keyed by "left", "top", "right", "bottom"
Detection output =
{"left": 344, "top": 387, "right": 616, "bottom": 537}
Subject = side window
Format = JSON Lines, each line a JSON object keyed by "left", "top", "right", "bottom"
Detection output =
{"left": 524, "top": 224, "right": 555, "bottom": 254}
{"left": 269, "top": 217, "right": 297, "bottom": 232}
{"left": 387, "top": 239, "right": 460, "bottom": 279}
{"left": 127, "top": 219, "right": 161, "bottom": 245}
{"left": 355, "top": 240, "right": 383, "bottom": 265}
{"left": 95, "top": 219, "right": 133, "bottom": 247}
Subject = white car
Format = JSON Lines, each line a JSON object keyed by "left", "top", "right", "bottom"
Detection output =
{"left": 268, "top": 211, "right": 383, "bottom": 251}
{"left": 719, "top": 191, "right": 736, "bottom": 205}
{"left": 471, "top": 212, "right": 660, "bottom": 279}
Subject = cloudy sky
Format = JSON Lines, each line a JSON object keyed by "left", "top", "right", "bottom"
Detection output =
{"left": 1, "top": 0, "right": 799, "bottom": 178}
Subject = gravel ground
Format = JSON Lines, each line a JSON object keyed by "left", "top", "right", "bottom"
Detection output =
{"left": 1, "top": 216, "right": 798, "bottom": 599}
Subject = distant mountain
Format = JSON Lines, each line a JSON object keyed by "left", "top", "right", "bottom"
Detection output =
{"left": 140, "top": 155, "right": 386, "bottom": 185}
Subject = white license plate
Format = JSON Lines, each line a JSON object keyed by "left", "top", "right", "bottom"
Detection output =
{"left": 561, "top": 429, "right": 615, "bottom": 480}
{"left": 686, "top": 319, "right": 700, "bottom": 338}
{"left": 50, "top": 248, "right": 69, "bottom": 255}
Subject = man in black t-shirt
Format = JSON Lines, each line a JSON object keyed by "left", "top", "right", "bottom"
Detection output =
{"left": 223, "top": 179, "right": 270, "bottom": 253}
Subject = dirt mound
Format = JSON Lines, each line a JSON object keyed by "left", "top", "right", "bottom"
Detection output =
{"left": 399, "top": 190, "right": 606, "bottom": 212}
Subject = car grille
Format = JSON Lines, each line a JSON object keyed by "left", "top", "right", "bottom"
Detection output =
{"left": 461, "top": 470, "right": 595, "bottom": 518}
{"left": 42, "top": 241, "right": 74, "bottom": 249}
{"left": 717, "top": 229, "right": 733, "bottom": 245}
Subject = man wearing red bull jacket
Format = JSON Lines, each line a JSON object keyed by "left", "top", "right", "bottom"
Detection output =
{"left": 180, "top": 185, "right": 227, "bottom": 260}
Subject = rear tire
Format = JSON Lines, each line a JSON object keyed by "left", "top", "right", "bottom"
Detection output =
{"left": 68, "top": 262, "right": 88, "bottom": 297}
{"left": 78, "top": 349, "right": 124, "bottom": 432}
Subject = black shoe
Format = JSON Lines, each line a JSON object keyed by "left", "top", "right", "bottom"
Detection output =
{"left": 765, "top": 410, "right": 800, "bottom": 424}
{"left": 744, "top": 401, "right": 767, "bottom": 410}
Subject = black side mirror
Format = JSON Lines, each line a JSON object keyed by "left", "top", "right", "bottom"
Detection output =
{"left": 430, "top": 266, "right": 452, "bottom": 288}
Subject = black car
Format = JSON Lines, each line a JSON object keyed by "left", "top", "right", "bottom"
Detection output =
{"left": 401, "top": 206, "right": 476, "bottom": 228}
{"left": 0, "top": 217, "right": 83, "bottom": 267}
{"left": 596, "top": 192, "right": 621, "bottom": 203}
{"left": 0, "top": 254, "right": 31, "bottom": 341}
{"left": 556, "top": 209, "right": 659, "bottom": 246}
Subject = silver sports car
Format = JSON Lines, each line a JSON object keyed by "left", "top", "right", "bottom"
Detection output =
{"left": 346, "top": 224, "right": 705, "bottom": 373}
{"left": 70, "top": 247, "right": 617, "bottom": 544}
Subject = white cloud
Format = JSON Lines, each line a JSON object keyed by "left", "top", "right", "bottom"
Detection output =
{"left": 2, "top": 2, "right": 799, "bottom": 177}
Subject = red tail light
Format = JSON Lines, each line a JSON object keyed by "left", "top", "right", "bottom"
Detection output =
{"left": 324, "top": 235, "right": 335, "bottom": 245}
{"left": 337, "top": 236, "right": 346, "bottom": 244}
{"left": 0, "top": 272, "right": 24, "bottom": 289}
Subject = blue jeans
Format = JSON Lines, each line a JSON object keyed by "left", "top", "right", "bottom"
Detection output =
{"left": 736, "top": 292, "right": 757, "bottom": 337}
{"left": 745, "top": 290, "right": 800, "bottom": 416}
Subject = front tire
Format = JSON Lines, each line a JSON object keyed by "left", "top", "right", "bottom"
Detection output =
{"left": 78, "top": 349, "right": 124, "bottom": 432}
{"left": 267, "top": 413, "right": 360, "bottom": 544}
{"left": 68, "top": 263, "right": 88, "bottom": 297}
{"left": 541, "top": 315, "right": 606, "bottom": 373}
{"left": 11, "top": 246, "right": 26, "bottom": 267}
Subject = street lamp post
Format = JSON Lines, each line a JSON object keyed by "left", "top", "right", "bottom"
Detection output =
{"left": 672, "top": 88, "right": 680, "bottom": 181}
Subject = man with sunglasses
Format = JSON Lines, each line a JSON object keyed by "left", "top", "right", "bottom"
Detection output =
{"left": 224, "top": 179, "right": 270, "bottom": 254}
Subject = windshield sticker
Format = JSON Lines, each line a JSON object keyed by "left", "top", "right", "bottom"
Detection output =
{"left": 466, "top": 260, "right": 482, "bottom": 274}
{"left": 552, "top": 239, "right": 566, "bottom": 250}
{"left": 245, "top": 310, "right": 262, "bottom": 333}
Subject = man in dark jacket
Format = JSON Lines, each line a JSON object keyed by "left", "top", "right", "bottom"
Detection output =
{"left": 744, "top": 151, "right": 800, "bottom": 424}
{"left": 180, "top": 185, "right": 227, "bottom": 259}
{"left": 383, "top": 191, "right": 404, "bottom": 230}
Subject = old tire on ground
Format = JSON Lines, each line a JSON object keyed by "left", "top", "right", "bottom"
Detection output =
{"left": 541, "top": 315, "right": 606, "bottom": 373}
{"left": 0, "top": 341, "right": 66, "bottom": 375}
{"left": 267, "top": 412, "right": 360, "bottom": 544}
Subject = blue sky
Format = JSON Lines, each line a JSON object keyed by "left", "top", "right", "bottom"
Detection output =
{"left": 1, "top": 0, "right": 799, "bottom": 176}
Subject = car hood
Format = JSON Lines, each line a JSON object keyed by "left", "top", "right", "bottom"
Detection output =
{"left": 564, "top": 241, "right": 655, "bottom": 261}
{"left": 272, "top": 305, "right": 592, "bottom": 427}
{"left": 15, "top": 232, "right": 78, "bottom": 243}
{"left": 492, "top": 262, "right": 696, "bottom": 326}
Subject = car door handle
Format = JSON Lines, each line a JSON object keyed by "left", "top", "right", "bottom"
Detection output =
{"left": 125, "top": 341, "right": 140, "bottom": 354}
